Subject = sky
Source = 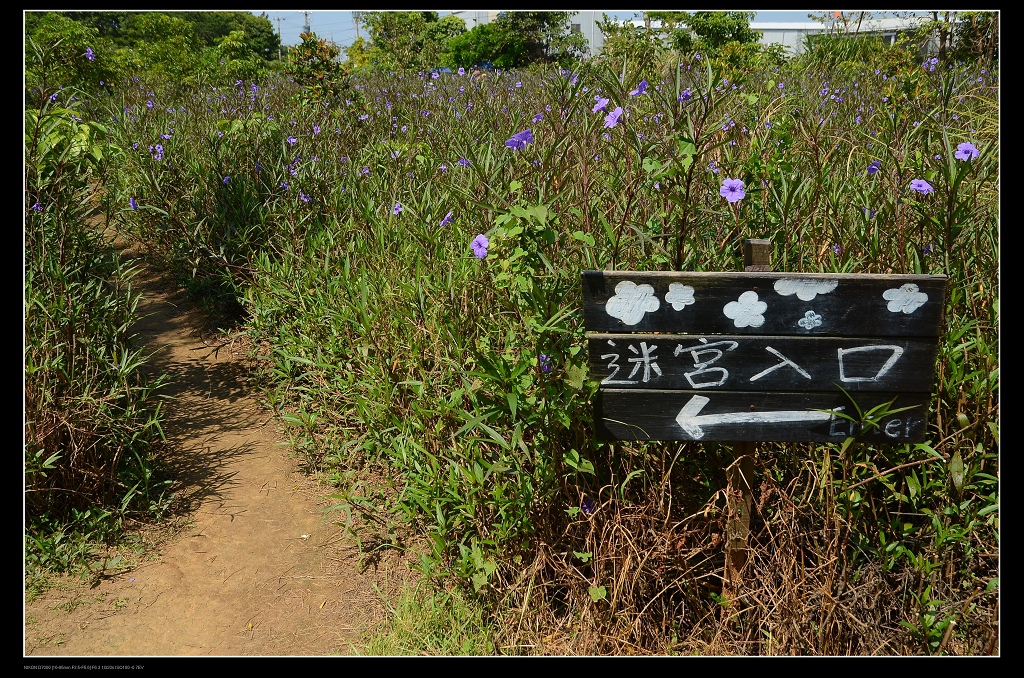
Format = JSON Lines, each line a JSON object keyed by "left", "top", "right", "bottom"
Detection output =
{"left": 250, "top": 10, "right": 820, "bottom": 51}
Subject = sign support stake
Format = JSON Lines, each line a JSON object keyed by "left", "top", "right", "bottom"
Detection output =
{"left": 722, "top": 239, "right": 771, "bottom": 604}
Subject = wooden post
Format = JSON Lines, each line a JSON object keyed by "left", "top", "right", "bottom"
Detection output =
{"left": 722, "top": 239, "right": 771, "bottom": 603}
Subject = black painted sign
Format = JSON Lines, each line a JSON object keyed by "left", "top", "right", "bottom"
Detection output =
{"left": 582, "top": 270, "right": 948, "bottom": 442}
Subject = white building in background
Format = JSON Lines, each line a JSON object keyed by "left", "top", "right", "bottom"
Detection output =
{"left": 449, "top": 11, "right": 935, "bottom": 58}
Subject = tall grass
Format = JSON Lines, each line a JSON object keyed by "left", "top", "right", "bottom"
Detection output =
{"left": 25, "top": 40, "right": 171, "bottom": 585}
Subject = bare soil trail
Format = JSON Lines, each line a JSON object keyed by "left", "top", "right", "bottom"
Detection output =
{"left": 24, "top": 256, "right": 405, "bottom": 657}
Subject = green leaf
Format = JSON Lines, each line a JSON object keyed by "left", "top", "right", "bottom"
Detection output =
{"left": 906, "top": 472, "right": 920, "bottom": 500}
{"left": 564, "top": 449, "right": 595, "bottom": 475}
{"left": 571, "top": 230, "right": 595, "bottom": 247}
{"left": 950, "top": 450, "right": 965, "bottom": 495}
{"left": 573, "top": 551, "right": 592, "bottom": 563}
{"left": 588, "top": 585, "right": 607, "bottom": 602}
{"left": 564, "top": 362, "right": 587, "bottom": 390}
{"left": 642, "top": 157, "right": 664, "bottom": 174}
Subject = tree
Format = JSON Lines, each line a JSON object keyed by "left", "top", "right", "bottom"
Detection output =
{"left": 670, "top": 11, "right": 761, "bottom": 53}
{"left": 344, "top": 36, "right": 373, "bottom": 69}
{"left": 950, "top": 11, "right": 998, "bottom": 65}
{"left": 361, "top": 11, "right": 465, "bottom": 72}
{"left": 180, "top": 12, "right": 280, "bottom": 61}
{"left": 448, "top": 23, "right": 524, "bottom": 69}
{"left": 119, "top": 12, "right": 203, "bottom": 79}
{"left": 286, "top": 32, "right": 347, "bottom": 105}
{"left": 447, "top": 11, "right": 586, "bottom": 69}
{"left": 596, "top": 13, "right": 668, "bottom": 67}
{"left": 492, "top": 11, "right": 587, "bottom": 65}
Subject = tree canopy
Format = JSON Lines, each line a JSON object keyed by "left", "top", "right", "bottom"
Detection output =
{"left": 357, "top": 11, "right": 586, "bottom": 71}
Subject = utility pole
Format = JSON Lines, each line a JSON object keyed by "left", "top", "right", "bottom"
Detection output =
{"left": 353, "top": 11, "right": 362, "bottom": 39}
{"left": 275, "top": 16, "right": 286, "bottom": 59}
{"left": 303, "top": 11, "right": 311, "bottom": 36}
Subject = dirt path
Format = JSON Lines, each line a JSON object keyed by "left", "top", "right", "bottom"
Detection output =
{"left": 24, "top": 261, "right": 404, "bottom": 657}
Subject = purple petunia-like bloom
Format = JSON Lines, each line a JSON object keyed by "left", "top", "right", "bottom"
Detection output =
{"left": 910, "top": 179, "right": 934, "bottom": 195}
{"left": 533, "top": 112, "right": 543, "bottom": 123}
{"left": 440, "top": 210, "right": 454, "bottom": 228}
{"left": 393, "top": 202, "right": 402, "bottom": 215}
{"left": 678, "top": 88, "right": 692, "bottom": 102}
{"left": 287, "top": 136, "right": 297, "bottom": 145}
{"left": 604, "top": 106, "right": 623, "bottom": 128}
{"left": 457, "top": 157, "right": 470, "bottom": 167}
{"left": 867, "top": 160, "right": 881, "bottom": 175}
{"left": 539, "top": 354, "right": 552, "bottom": 373}
{"left": 720, "top": 178, "right": 746, "bottom": 203}
{"left": 955, "top": 142, "right": 980, "bottom": 161}
{"left": 505, "top": 129, "right": 534, "bottom": 150}
{"left": 85, "top": 47, "right": 95, "bottom": 61}
{"left": 629, "top": 80, "right": 648, "bottom": 96}
{"left": 129, "top": 197, "right": 138, "bottom": 210}
{"left": 593, "top": 97, "right": 609, "bottom": 113}
{"left": 471, "top": 234, "right": 489, "bottom": 259}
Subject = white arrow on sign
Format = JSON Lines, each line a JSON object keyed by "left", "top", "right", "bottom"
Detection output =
{"left": 675, "top": 395, "right": 833, "bottom": 439}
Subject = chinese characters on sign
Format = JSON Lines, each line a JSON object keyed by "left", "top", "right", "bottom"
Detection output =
{"left": 582, "top": 271, "right": 947, "bottom": 442}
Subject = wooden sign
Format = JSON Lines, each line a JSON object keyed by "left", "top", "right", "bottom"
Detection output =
{"left": 582, "top": 270, "right": 948, "bottom": 442}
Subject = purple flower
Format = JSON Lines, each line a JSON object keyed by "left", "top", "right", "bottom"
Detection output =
{"left": 867, "top": 160, "right": 881, "bottom": 175}
{"left": 505, "top": 129, "right": 534, "bottom": 150}
{"left": 31, "top": 202, "right": 43, "bottom": 211}
{"left": 832, "top": 243, "right": 842, "bottom": 255}
{"left": 223, "top": 176, "right": 230, "bottom": 184}
{"left": 145, "top": 99, "right": 154, "bottom": 108}
{"left": 129, "top": 197, "right": 138, "bottom": 210}
{"left": 457, "top": 157, "right": 470, "bottom": 167}
{"left": 678, "top": 88, "right": 692, "bottom": 102}
{"left": 539, "top": 354, "right": 552, "bottom": 373}
{"left": 581, "top": 498, "right": 596, "bottom": 516}
{"left": 300, "top": 193, "right": 310, "bottom": 203}
{"left": 471, "top": 234, "right": 489, "bottom": 259}
{"left": 910, "top": 179, "right": 934, "bottom": 195}
{"left": 533, "top": 112, "right": 543, "bottom": 123}
{"left": 393, "top": 202, "right": 402, "bottom": 215}
{"left": 358, "top": 114, "right": 369, "bottom": 121}
{"left": 360, "top": 166, "right": 370, "bottom": 175}
{"left": 593, "top": 97, "right": 609, "bottom": 113}
{"left": 954, "top": 142, "right": 979, "bottom": 161}
{"left": 280, "top": 182, "right": 289, "bottom": 190}
{"left": 439, "top": 210, "right": 453, "bottom": 227}
{"left": 629, "top": 79, "right": 648, "bottom": 96}
{"left": 313, "top": 124, "right": 320, "bottom": 135}
{"left": 603, "top": 106, "right": 623, "bottom": 129}
{"left": 85, "top": 47, "right": 95, "bottom": 61}
{"left": 720, "top": 178, "right": 746, "bottom": 203}
{"left": 287, "top": 136, "right": 297, "bottom": 145}
{"left": 458, "top": 67, "right": 465, "bottom": 76}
